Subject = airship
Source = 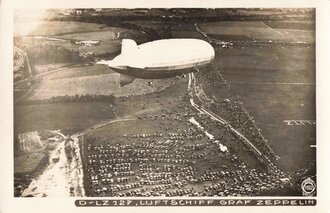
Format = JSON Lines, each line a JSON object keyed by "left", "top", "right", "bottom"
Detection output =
{"left": 97, "top": 38, "right": 215, "bottom": 81}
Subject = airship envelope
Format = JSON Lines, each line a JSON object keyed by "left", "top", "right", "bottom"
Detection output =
{"left": 97, "top": 38, "right": 215, "bottom": 79}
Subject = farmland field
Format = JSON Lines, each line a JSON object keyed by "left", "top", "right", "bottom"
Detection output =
{"left": 14, "top": 102, "right": 115, "bottom": 136}
{"left": 34, "top": 63, "right": 72, "bottom": 75}
{"left": 199, "top": 21, "right": 285, "bottom": 40}
{"left": 30, "top": 66, "right": 182, "bottom": 100}
{"left": 263, "top": 21, "right": 315, "bottom": 30}
{"left": 43, "top": 64, "right": 114, "bottom": 80}
{"left": 14, "top": 152, "right": 48, "bottom": 174}
{"left": 171, "top": 24, "right": 205, "bottom": 39}
{"left": 215, "top": 48, "right": 315, "bottom": 83}
{"left": 54, "top": 28, "right": 127, "bottom": 41}
{"left": 15, "top": 21, "right": 114, "bottom": 37}
{"left": 274, "top": 29, "right": 315, "bottom": 43}
{"left": 203, "top": 47, "right": 315, "bottom": 171}
{"left": 123, "top": 21, "right": 172, "bottom": 30}
{"left": 18, "top": 36, "right": 122, "bottom": 56}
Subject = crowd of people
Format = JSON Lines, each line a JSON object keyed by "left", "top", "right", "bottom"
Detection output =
{"left": 80, "top": 71, "right": 286, "bottom": 197}
{"left": 83, "top": 124, "right": 287, "bottom": 197}
{"left": 229, "top": 40, "right": 314, "bottom": 49}
{"left": 211, "top": 98, "right": 277, "bottom": 161}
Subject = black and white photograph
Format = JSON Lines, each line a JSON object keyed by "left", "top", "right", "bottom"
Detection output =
{"left": 12, "top": 8, "right": 317, "bottom": 198}
{"left": 2, "top": 0, "right": 330, "bottom": 211}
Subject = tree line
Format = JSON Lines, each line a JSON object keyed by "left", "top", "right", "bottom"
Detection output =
{"left": 19, "top": 94, "right": 116, "bottom": 105}
{"left": 27, "top": 44, "right": 81, "bottom": 65}
{"left": 14, "top": 38, "right": 82, "bottom": 65}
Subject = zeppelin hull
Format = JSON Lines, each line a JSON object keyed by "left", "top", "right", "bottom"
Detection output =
{"left": 110, "top": 58, "right": 213, "bottom": 79}
{"left": 97, "top": 39, "right": 215, "bottom": 79}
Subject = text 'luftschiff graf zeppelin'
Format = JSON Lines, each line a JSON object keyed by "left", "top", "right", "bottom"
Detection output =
{"left": 75, "top": 199, "right": 316, "bottom": 206}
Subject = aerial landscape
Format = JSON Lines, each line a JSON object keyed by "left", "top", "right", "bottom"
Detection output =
{"left": 13, "top": 8, "right": 316, "bottom": 197}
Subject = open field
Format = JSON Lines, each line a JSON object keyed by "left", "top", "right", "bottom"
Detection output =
{"left": 15, "top": 21, "right": 114, "bottom": 37}
{"left": 62, "top": 64, "right": 115, "bottom": 77}
{"left": 225, "top": 82, "right": 315, "bottom": 171}
{"left": 113, "top": 79, "right": 188, "bottom": 118}
{"left": 14, "top": 81, "right": 32, "bottom": 100}
{"left": 14, "top": 152, "right": 48, "bottom": 175}
{"left": 199, "top": 21, "right": 285, "bottom": 41}
{"left": 123, "top": 21, "right": 172, "bottom": 31}
{"left": 29, "top": 66, "right": 182, "bottom": 100}
{"left": 43, "top": 64, "right": 114, "bottom": 79}
{"left": 171, "top": 24, "right": 205, "bottom": 39}
{"left": 54, "top": 27, "right": 133, "bottom": 41}
{"left": 14, "top": 102, "right": 115, "bottom": 136}
{"left": 199, "top": 46, "right": 315, "bottom": 171}
{"left": 216, "top": 48, "right": 315, "bottom": 84}
{"left": 67, "top": 40, "right": 121, "bottom": 56}
{"left": 16, "top": 21, "right": 149, "bottom": 58}
{"left": 18, "top": 36, "right": 121, "bottom": 56}
{"left": 53, "top": 29, "right": 148, "bottom": 55}
{"left": 263, "top": 21, "right": 315, "bottom": 30}
{"left": 274, "top": 29, "right": 315, "bottom": 43}
{"left": 199, "top": 21, "right": 315, "bottom": 43}
{"left": 18, "top": 31, "right": 148, "bottom": 57}
{"left": 56, "top": 31, "right": 117, "bottom": 40}
{"left": 34, "top": 63, "right": 72, "bottom": 75}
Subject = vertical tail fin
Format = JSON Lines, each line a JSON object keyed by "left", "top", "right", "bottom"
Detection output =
{"left": 121, "top": 39, "right": 138, "bottom": 56}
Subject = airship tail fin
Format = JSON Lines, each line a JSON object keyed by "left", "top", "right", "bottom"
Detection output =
{"left": 121, "top": 39, "right": 138, "bottom": 56}
{"left": 96, "top": 60, "right": 108, "bottom": 65}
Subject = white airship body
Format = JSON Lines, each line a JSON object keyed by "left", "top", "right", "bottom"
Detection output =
{"left": 98, "top": 38, "right": 215, "bottom": 79}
